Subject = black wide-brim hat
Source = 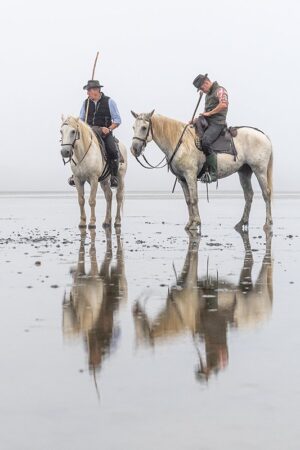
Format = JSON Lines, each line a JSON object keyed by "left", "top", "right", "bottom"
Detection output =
{"left": 193, "top": 73, "right": 208, "bottom": 91}
{"left": 83, "top": 80, "right": 104, "bottom": 90}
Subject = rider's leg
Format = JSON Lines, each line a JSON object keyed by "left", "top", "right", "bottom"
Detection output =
{"left": 103, "top": 133, "right": 119, "bottom": 188}
{"left": 201, "top": 124, "right": 224, "bottom": 183}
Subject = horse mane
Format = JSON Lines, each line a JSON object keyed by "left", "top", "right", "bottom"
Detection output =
{"left": 151, "top": 114, "right": 195, "bottom": 148}
{"left": 64, "top": 116, "right": 99, "bottom": 150}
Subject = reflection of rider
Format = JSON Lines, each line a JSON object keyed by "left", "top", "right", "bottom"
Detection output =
{"left": 196, "top": 303, "right": 231, "bottom": 381}
{"left": 192, "top": 74, "right": 229, "bottom": 183}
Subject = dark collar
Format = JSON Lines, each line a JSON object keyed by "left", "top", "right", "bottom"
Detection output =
{"left": 208, "top": 81, "right": 218, "bottom": 94}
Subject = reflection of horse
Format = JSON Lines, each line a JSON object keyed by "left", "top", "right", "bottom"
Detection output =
{"left": 63, "top": 228, "right": 127, "bottom": 378}
{"left": 133, "top": 231, "right": 273, "bottom": 381}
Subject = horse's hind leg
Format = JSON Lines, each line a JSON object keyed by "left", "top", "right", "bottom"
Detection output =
{"left": 88, "top": 177, "right": 98, "bottom": 229}
{"left": 115, "top": 171, "right": 125, "bottom": 228}
{"left": 100, "top": 180, "right": 112, "bottom": 228}
{"left": 235, "top": 165, "right": 253, "bottom": 231}
{"left": 254, "top": 169, "right": 273, "bottom": 230}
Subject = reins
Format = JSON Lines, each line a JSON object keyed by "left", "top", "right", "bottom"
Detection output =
{"left": 61, "top": 122, "right": 93, "bottom": 167}
{"left": 135, "top": 153, "right": 168, "bottom": 170}
{"left": 61, "top": 121, "right": 111, "bottom": 182}
{"left": 133, "top": 92, "right": 204, "bottom": 192}
{"left": 133, "top": 119, "right": 168, "bottom": 169}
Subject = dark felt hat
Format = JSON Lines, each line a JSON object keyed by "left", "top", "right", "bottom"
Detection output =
{"left": 83, "top": 80, "right": 104, "bottom": 90}
{"left": 193, "top": 73, "right": 208, "bottom": 91}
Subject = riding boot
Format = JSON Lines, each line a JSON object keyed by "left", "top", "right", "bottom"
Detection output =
{"left": 200, "top": 153, "right": 218, "bottom": 183}
{"left": 109, "top": 158, "right": 119, "bottom": 188}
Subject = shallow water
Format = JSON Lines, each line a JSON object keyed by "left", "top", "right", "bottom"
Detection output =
{"left": 0, "top": 192, "right": 299, "bottom": 450}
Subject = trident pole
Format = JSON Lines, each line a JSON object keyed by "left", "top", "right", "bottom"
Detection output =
{"left": 84, "top": 51, "right": 100, "bottom": 123}
{"left": 171, "top": 90, "right": 204, "bottom": 193}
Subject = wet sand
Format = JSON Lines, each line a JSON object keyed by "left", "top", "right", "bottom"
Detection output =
{"left": 0, "top": 191, "right": 299, "bottom": 450}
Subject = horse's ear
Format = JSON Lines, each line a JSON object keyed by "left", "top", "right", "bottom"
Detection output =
{"left": 61, "top": 114, "right": 65, "bottom": 122}
{"left": 131, "top": 110, "right": 138, "bottom": 119}
{"left": 145, "top": 110, "right": 155, "bottom": 120}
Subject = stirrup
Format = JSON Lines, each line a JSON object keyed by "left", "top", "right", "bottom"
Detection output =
{"left": 200, "top": 171, "right": 212, "bottom": 184}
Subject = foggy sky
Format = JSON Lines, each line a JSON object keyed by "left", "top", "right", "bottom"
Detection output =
{"left": 0, "top": 0, "right": 299, "bottom": 192}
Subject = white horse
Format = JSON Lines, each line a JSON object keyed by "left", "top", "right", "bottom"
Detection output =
{"left": 60, "top": 116, "right": 127, "bottom": 228}
{"left": 131, "top": 111, "right": 273, "bottom": 231}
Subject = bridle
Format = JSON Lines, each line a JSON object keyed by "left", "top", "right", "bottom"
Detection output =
{"left": 133, "top": 117, "right": 153, "bottom": 146}
{"left": 133, "top": 118, "right": 167, "bottom": 169}
{"left": 61, "top": 122, "right": 92, "bottom": 166}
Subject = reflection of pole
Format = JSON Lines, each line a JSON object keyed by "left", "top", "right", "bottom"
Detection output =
{"left": 192, "top": 333, "right": 207, "bottom": 380}
{"left": 85, "top": 51, "right": 100, "bottom": 123}
{"left": 92, "top": 365, "right": 101, "bottom": 402}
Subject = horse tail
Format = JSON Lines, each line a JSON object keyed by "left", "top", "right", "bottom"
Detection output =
{"left": 267, "top": 150, "right": 273, "bottom": 198}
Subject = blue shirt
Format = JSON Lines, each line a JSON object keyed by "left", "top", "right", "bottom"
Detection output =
{"left": 79, "top": 96, "right": 121, "bottom": 125}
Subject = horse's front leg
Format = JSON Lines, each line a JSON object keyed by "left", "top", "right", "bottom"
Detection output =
{"left": 88, "top": 176, "right": 98, "bottom": 229}
{"left": 185, "top": 175, "right": 201, "bottom": 231}
{"left": 178, "top": 179, "right": 193, "bottom": 229}
{"left": 100, "top": 180, "right": 112, "bottom": 228}
{"left": 74, "top": 178, "right": 86, "bottom": 228}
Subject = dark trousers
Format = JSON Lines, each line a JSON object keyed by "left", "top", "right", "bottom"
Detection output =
{"left": 102, "top": 133, "right": 119, "bottom": 160}
{"left": 92, "top": 126, "right": 119, "bottom": 160}
{"left": 202, "top": 123, "right": 224, "bottom": 155}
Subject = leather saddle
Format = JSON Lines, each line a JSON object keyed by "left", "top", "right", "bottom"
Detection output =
{"left": 91, "top": 126, "right": 124, "bottom": 163}
{"left": 194, "top": 116, "right": 238, "bottom": 160}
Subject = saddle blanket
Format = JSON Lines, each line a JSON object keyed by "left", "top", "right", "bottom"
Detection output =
{"left": 194, "top": 117, "right": 238, "bottom": 159}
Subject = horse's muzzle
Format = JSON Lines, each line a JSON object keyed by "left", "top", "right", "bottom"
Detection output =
{"left": 131, "top": 140, "right": 143, "bottom": 157}
{"left": 61, "top": 147, "right": 72, "bottom": 158}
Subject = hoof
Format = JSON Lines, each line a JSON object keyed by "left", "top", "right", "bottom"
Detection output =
{"left": 263, "top": 222, "right": 273, "bottom": 232}
{"left": 188, "top": 221, "right": 201, "bottom": 231}
{"left": 234, "top": 221, "right": 248, "bottom": 232}
{"left": 88, "top": 223, "right": 96, "bottom": 229}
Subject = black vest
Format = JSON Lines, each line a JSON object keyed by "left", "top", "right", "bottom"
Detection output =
{"left": 85, "top": 93, "right": 112, "bottom": 127}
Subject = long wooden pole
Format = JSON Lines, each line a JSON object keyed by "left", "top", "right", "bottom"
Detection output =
{"left": 85, "top": 51, "right": 100, "bottom": 123}
{"left": 172, "top": 91, "right": 204, "bottom": 193}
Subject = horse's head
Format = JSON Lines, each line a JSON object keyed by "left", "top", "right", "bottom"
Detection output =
{"left": 60, "top": 116, "right": 81, "bottom": 160}
{"left": 130, "top": 110, "right": 155, "bottom": 157}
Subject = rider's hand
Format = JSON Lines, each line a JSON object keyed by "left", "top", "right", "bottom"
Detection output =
{"left": 101, "top": 127, "right": 111, "bottom": 135}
